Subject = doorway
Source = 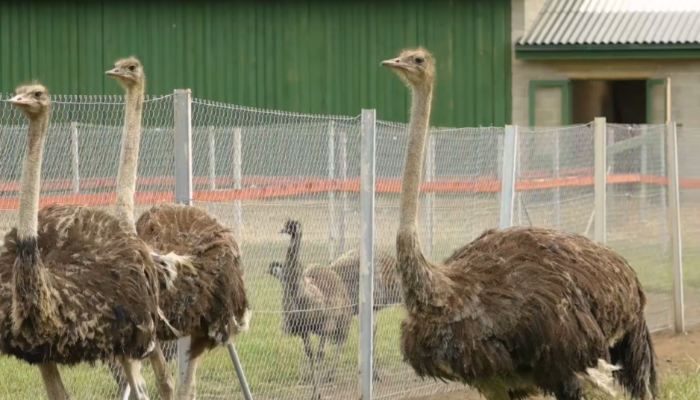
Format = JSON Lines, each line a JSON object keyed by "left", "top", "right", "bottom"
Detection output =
{"left": 571, "top": 79, "right": 647, "bottom": 124}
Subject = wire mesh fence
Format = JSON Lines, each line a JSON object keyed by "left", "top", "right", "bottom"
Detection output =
{"left": 0, "top": 91, "right": 698, "bottom": 400}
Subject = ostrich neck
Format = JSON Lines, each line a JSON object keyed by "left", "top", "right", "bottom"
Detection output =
{"left": 115, "top": 83, "right": 145, "bottom": 231}
{"left": 397, "top": 82, "right": 440, "bottom": 312}
{"left": 13, "top": 111, "right": 60, "bottom": 330}
{"left": 17, "top": 114, "right": 49, "bottom": 239}
{"left": 282, "top": 231, "right": 303, "bottom": 295}
{"left": 399, "top": 84, "right": 433, "bottom": 229}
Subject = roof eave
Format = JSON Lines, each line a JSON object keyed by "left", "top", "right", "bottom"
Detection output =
{"left": 515, "top": 43, "right": 700, "bottom": 60}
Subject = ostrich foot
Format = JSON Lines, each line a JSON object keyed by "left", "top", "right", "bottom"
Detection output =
{"left": 373, "top": 369, "right": 381, "bottom": 383}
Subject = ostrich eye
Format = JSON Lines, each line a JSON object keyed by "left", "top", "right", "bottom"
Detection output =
{"left": 415, "top": 57, "right": 424, "bottom": 64}
{"left": 34, "top": 92, "right": 42, "bottom": 98}
{"left": 129, "top": 65, "right": 136, "bottom": 71}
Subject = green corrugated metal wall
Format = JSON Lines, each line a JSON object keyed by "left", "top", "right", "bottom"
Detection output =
{"left": 0, "top": 0, "right": 511, "bottom": 127}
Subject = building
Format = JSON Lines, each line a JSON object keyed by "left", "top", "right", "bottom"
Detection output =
{"left": 513, "top": 0, "right": 700, "bottom": 127}
{"left": 0, "top": 0, "right": 512, "bottom": 128}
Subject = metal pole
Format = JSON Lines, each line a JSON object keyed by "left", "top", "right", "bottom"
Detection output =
{"left": 639, "top": 126, "right": 648, "bottom": 221}
{"left": 338, "top": 129, "right": 348, "bottom": 255}
{"left": 553, "top": 130, "right": 561, "bottom": 228}
{"left": 499, "top": 125, "right": 518, "bottom": 228}
{"left": 208, "top": 126, "right": 217, "bottom": 190}
{"left": 359, "top": 109, "right": 376, "bottom": 400}
{"left": 328, "top": 120, "right": 336, "bottom": 262}
{"left": 227, "top": 342, "right": 253, "bottom": 400}
{"left": 424, "top": 132, "right": 435, "bottom": 256}
{"left": 594, "top": 117, "right": 607, "bottom": 244}
{"left": 666, "top": 119, "right": 685, "bottom": 334}
{"left": 173, "top": 89, "right": 193, "bottom": 390}
{"left": 70, "top": 122, "right": 80, "bottom": 193}
{"left": 232, "top": 127, "right": 243, "bottom": 240}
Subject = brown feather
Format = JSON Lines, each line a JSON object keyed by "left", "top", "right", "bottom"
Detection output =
{"left": 135, "top": 202, "right": 250, "bottom": 347}
{"left": 0, "top": 203, "right": 160, "bottom": 365}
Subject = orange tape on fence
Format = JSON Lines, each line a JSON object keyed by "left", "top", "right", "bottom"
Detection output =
{"left": 0, "top": 173, "right": 698, "bottom": 210}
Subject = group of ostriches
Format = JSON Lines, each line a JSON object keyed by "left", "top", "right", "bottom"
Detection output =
{"left": 0, "top": 48, "right": 657, "bottom": 400}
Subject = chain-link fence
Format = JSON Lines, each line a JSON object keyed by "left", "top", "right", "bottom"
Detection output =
{"left": 0, "top": 91, "right": 698, "bottom": 400}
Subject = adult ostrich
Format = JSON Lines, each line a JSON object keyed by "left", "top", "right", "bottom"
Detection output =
{"left": 0, "top": 83, "right": 161, "bottom": 400}
{"left": 104, "top": 56, "right": 185, "bottom": 400}
{"left": 381, "top": 47, "right": 657, "bottom": 400}
{"left": 135, "top": 200, "right": 251, "bottom": 399}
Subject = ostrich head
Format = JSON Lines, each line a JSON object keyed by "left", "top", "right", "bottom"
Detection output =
{"left": 280, "top": 219, "right": 301, "bottom": 236}
{"left": 380, "top": 47, "right": 435, "bottom": 88}
{"left": 106, "top": 56, "right": 145, "bottom": 89}
{"left": 267, "top": 261, "right": 283, "bottom": 280}
{"left": 7, "top": 82, "right": 50, "bottom": 118}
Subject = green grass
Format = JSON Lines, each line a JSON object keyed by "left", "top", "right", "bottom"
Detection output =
{"left": 1, "top": 236, "right": 699, "bottom": 400}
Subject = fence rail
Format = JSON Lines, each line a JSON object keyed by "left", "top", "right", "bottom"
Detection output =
{"left": 0, "top": 91, "right": 698, "bottom": 400}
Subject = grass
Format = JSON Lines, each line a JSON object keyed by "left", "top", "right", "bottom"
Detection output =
{"left": 1, "top": 193, "right": 700, "bottom": 399}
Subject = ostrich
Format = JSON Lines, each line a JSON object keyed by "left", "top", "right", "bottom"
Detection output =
{"left": 0, "top": 83, "right": 162, "bottom": 400}
{"left": 104, "top": 56, "right": 185, "bottom": 400}
{"left": 135, "top": 200, "right": 252, "bottom": 400}
{"left": 270, "top": 248, "right": 401, "bottom": 382}
{"left": 274, "top": 219, "right": 352, "bottom": 400}
{"left": 381, "top": 47, "right": 657, "bottom": 400}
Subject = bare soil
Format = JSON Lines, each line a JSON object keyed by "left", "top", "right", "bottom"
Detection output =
{"left": 401, "top": 326, "right": 700, "bottom": 400}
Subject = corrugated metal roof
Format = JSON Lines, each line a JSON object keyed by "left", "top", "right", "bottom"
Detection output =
{"left": 518, "top": 0, "right": 700, "bottom": 46}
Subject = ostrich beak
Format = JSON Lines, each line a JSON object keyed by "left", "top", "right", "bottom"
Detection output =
{"left": 381, "top": 58, "right": 407, "bottom": 69}
{"left": 7, "top": 94, "right": 30, "bottom": 105}
{"left": 105, "top": 68, "right": 121, "bottom": 77}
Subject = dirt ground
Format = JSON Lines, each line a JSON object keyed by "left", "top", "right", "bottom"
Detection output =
{"left": 402, "top": 326, "right": 700, "bottom": 400}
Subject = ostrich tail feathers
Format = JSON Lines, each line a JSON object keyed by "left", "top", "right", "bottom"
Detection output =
{"left": 576, "top": 359, "right": 622, "bottom": 399}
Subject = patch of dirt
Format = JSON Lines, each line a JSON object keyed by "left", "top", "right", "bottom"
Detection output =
{"left": 400, "top": 326, "right": 700, "bottom": 400}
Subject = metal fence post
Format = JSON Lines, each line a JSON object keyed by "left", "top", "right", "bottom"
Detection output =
{"left": 666, "top": 119, "right": 685, "bottom": 334}
{"left": 553, "top": 130, "right": 561, "bottom": 228}
{"left": 359, "top": 109, "right": 376, "bottom": 400}
{"left": 208, "top": 126, "right": 217, "bottom": 190}
{"left": 232, "top": 127, "right": 243, "bottom": 240}
{"left": 424, "top": 132, "right": 436, "bottom": 256}
{"left": 639, "top": 125, "right": 648, "bottom": 221}
{"left": 328, "top": 120, "right": 336, "bottom": 262}
{"left": 594, "top": 118, "right": 607, "bottom": 244}
{"left": 499, "top": 125, "right": 518, "bottom": 228}
{"left": 338, "top": 128, "right": 348, "bottom": 255}
{"left": 70, "top": 122, "right": 80, "bottom": 193}
{"left": 173, "top": 89, "right": 193, "bottom": 391}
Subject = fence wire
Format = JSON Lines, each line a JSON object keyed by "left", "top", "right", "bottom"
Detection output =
{"left": 1, "top": 91, "right": 699, "bottom": 400}
{"left": 0, "top": 94, "right": 176, "bottom": 400}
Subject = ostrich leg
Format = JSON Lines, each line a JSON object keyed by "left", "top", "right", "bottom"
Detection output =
{"left": 175, "top": 337, "right": 208, "bottom": 400}
{"left": 310, "top": 335, "right": 326, "bottom": 400}
{"left": 118, "top": 357, "right": 151, "bottom": 400}
{"left": 149, "top": 343, "right": 175, "bottom": 400}
{"left": 38, "top": 363, "right": 70, "bottom": 400}
{"left": 299, "top": 333, "right": 314, "bottom": 385}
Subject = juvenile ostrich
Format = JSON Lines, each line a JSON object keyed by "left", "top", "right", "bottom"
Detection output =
{"left": 135, "top": 200, "right": 252, "bottom": 400}
{"left": 274, "top": 219, "right": 352, "bottom": 400}
{"left": 105, "top": 56, "right": 184, "bottom": 400}
{"left": 0, "top": 83, "right": 162, "bottom": 400}
{"left": 270, "top": 248, "right": 401, "bottom": 382}
{"left": 381, "top": 48, "right": 657, "bottom": 400}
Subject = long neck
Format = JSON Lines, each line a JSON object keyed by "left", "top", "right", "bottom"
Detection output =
{"left": 17, "top": 115, "right": 49, "bottom": 239}
{"left": 282, "top": 231, "right": 303, "bottom": 295}
{"left": 396, "top": 82, "right": 439, "bottom": 312}
{"left": 13, "top": 111, "right": 59, "bottom": 329}
{"left": 114, "top": 83, "right": 144, "bottom": 231}
{"left": 399, "top": 84, "right": 433, "bottom": 229}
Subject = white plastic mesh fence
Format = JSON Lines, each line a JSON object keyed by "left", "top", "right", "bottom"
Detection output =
{"left": 1, "top": 89, "right": 698, "bottom": 400}
{"left": 605, "top": 124, "right": 671, "bottom": 332}
{"left": 0, "top": 93, "right": 177, "bottom": 400}
{"left": 677, "top": 126, "right": 700, "bottom": 328}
